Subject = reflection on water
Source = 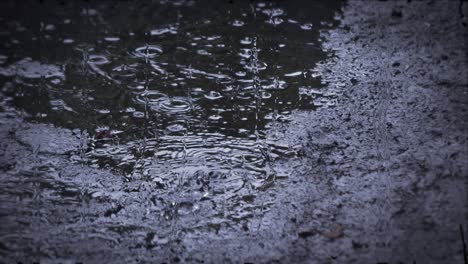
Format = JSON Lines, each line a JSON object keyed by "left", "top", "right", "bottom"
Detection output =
{"left": 0, "top": 0, "right": 343, "bottom": 258}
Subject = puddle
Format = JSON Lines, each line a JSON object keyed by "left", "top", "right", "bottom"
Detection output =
{"left": 1, "top": 0, "right": 341, "bottom": 172}
{"left": 0, "top": 0, "right": 344, "bottom": 259}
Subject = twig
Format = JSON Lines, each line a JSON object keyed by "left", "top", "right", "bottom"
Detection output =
{"left": 461, "top": 224, "right": 467, "bottom": 264}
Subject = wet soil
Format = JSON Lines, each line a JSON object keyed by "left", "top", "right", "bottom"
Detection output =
{"left": 1, "top": 0, "right": 467, "bottom": 263}
{"left": 268, "top": 1, "right": 468, "bottom": 263}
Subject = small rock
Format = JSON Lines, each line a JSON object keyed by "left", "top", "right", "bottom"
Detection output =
{"left": 320, "top": 224, "right": 344, "bottom": 239}
{"left": 297, "top": 229, "right": 317, "bottom": 238}
{"left": 298, "top": 229, "right": 316, "bottom": 238}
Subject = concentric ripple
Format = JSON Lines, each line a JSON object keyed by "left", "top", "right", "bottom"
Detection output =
{"left": 131, "top": 45, "right": 163, "bottom": 59}
{"left": 0, "top": 0, "right": 343, "bottom": 247}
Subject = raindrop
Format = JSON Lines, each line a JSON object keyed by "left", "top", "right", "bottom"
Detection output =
{"left": 232, "top": 20, "right": 245, "bottom": 27}
{"left": 104, "top": 37, "right": 120, "bottom": 42}
{"left": 235, "top": 71, "right": 247, "bottom": 77}
{"left": 132, "top": 45, "right": 163, "bottom": 59}
{"left": 167, "top": 123, "right": 187, "bottom": 133}
{"left": 88, "top": 55, "right": 109, "bottom": 65}
{"left": 96, "top": 109, "right": 111, "bottom": 114}
{"left": 204, "top": 91, "right": 223, "bottom": 100}
{"left": 133, "top": 111, "right": 145, "bottom": 118}
{"left": 240, "top": 37, "right": 253, "bottom": 45}
{"left": 261, "top": 91, "right": 272, "bottom": 99}
{"left": 197, "top": 49, "right": 212, "bottom": 56}
{"left": 208, "top": 115, "right": 222, "bottom": 120}
{"left": 300, "top": 23, "right": 313, "bottom": 30}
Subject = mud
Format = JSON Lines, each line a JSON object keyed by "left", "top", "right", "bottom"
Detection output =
{"left": 267, "top": 1, "right": 468, "bottom": 263}
{"left": 1, "top": 0, "right": 467, "bottom": 263}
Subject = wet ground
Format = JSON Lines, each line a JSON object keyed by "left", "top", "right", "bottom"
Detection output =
{"left": 1, "top": 0, "right": 467, "bottom": 263}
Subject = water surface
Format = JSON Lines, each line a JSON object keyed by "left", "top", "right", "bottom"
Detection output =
{"left": 0, "top": 0, "right": 343, "bottom": 258}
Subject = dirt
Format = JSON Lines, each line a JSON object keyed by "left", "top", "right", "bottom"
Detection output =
{"left": 1, "top": 0, "right": 467, "bottom": 263}
{"left": 266, "top": 0, "right": 468, "bottom": 263}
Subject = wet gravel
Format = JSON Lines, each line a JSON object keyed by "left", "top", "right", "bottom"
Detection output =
{"left": 1, "top": 0, "right": 467, "bottom": 263}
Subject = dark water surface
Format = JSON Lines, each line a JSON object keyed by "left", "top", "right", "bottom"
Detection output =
{"left": 1, "top": 0, "right": 342, "bottom": 173}
{"left": 0, "top": 0, "right": 343, "bottom": 261}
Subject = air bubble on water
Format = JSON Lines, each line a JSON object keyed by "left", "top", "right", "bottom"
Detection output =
{"left": 206, "top": 36, "right": 220, "bottom": 41}
{"left": 197, "top": 49, "right": 212, "bottom": 56}
{"left": 45, "top": 24, "right": 56, "bottom": 31}
{"left": 50, "top": 78, "right": 61, "bottom": 84}
{"left": 96, "top": 109, "right": 110, "bottom": 114}
{"left": 300, "top": 23, "right": 313, "bottom": 30}
{"left": 132, "top": 45, "right": 163, "bottom": 59}
{"left": 235, "top": 71, "right": 247, "bottom": 77}
{"left": 240, "top": 37, "right": 253, "bottom": 45}
{"left": 238, "top": 49, "right": 251, "bottom": 59}
{"left": 261, "top": 91, "right": 272, "bottom": 99}
{"left": 133, "top": 111, "right": 145, "bottom": 118}
{"left": 204, "top": 91, "right": 223, "bottom": 100}
{"left": 81, "top": 8, "right": 98, "bottom": 16}
{"left": 208, "top": 115, "right": 222, "bottom": 121}
{"left": 167, "top": 123, "right": 186, "bottom": 133}
{"left": 232, "top": 20, "right": 245, "bottom": 27}
{"left": 87, "top": 55, "right": 109, "bottom": 65}
{"left": 104, "top": 37, "right": 120, "bottom": 42}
